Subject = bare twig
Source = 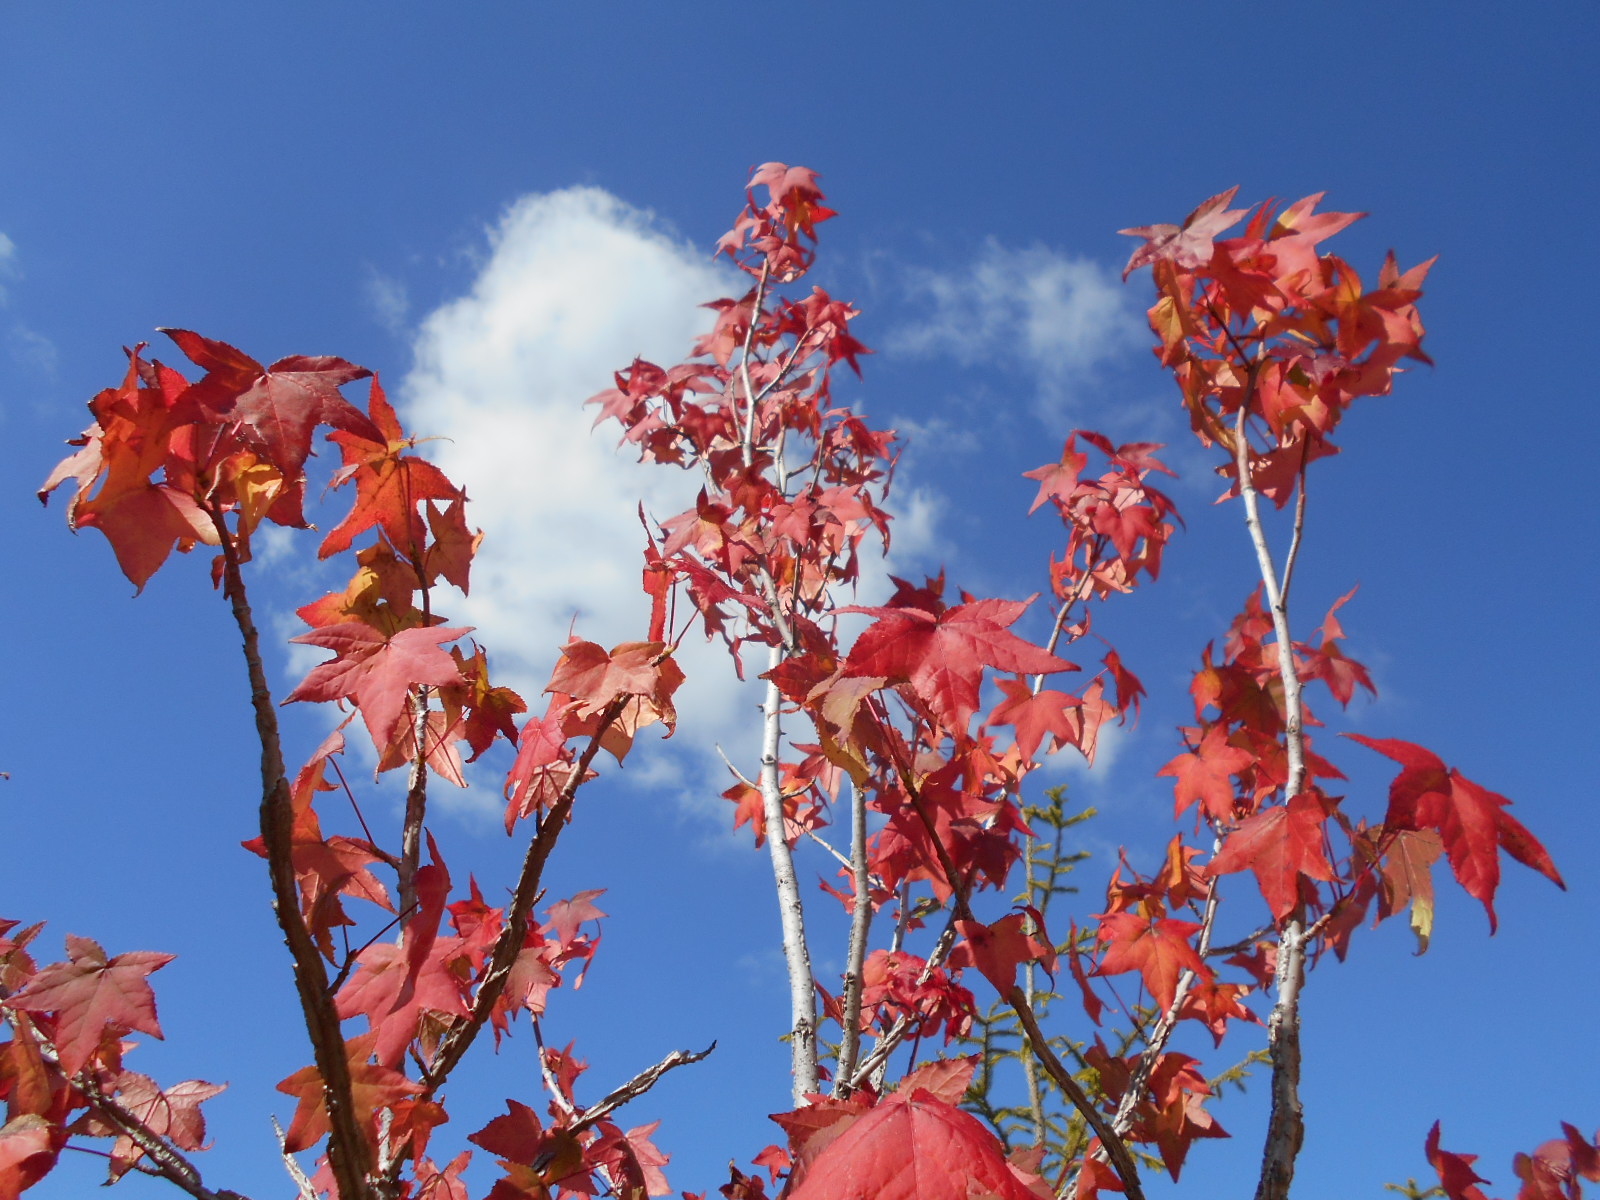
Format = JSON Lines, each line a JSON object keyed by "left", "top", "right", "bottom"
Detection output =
{"left": 758, "top": 647, "right": 819, "bottom": 1101}
{"left": 420, "top": 695, "right": 629, "bottom": 1093}
{"left": 571, "top": 1042, "right": 718, "bottom": 1133}
{"left": 835, "top": 779, "right": 875, "bottom": 1095}
{"left": 274, "top": 1116, "right": 318, "bottom": 1200}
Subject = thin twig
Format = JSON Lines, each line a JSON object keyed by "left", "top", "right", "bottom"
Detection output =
{"left": 569, "top": 1042, "right": 718, "bottom": 1133}
{"left": 895, "top": 769, "right": 1146, "bottom": 1200}
{"left": 421, "top": 696, "right": 629, "bottom": 1093}
{"left": 274, "top": 1116, "right": 318, "bottom": 1200}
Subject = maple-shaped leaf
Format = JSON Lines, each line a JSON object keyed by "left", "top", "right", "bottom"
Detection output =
{"left": 275, "top": 1032, "right": 421, "bottom": 1153}
{"left": 242, "top": 730, "right": 395, "bottom": 958}
{"left": 1160, "top": 725, "right": 1254, "bottom": 822}
{"left": 286, "top": 623, "right": 470, "bottom": 752}
{"left": 503, "top": 701, "right": 580, "bottom": 831}
{"left": 161, "top": 328, "right": 377, "bottom": 477}
{"left": 786, "top": 1092, "right": 1040, "bottom": 1200}
{"left": 470, "top": 1101, "right": 588, "bottom": 1196}
{"left": 589, "top": 1119, "right": 673, "bottom": 1198}
{"left": 1138, "top": 1053, "right": 1229, "bottom": 1180}
{"left": 547, "top": 640, "right": 685, "bottom": 762}
{"left": 69, "top": 480, "right": 220, "bottom": 594}
{"left": 1119, "top": 188, "right": 1246, "bottom": 279}
{"left": 1205, "top": 791, "right": 1337, "bottom": 923}
{"left": 1092, "top": 913, "right": 1206, "bottom": 1013}
{"left": 949, "top": 911, "right": 1056, "bottom": 993}
{"left": 319, "top": 375, "right": 461, "bottom": 560}
{"left": 1022, "top": 438, "right": 1089, "bottom": 514}
{"left": 74, "top": 1072, "right": 225, "bottom": 1181}
{"left": 336, "top": 852, "right": 468, "bottom": 1067}
{"left": 1375, "top": 826, "right": 1443, "bottom": 953}
{"left": 425, "top": 497, "right": 484, "bottom": 594}
{"left": 844, "top": 596, "right": 1075, "bottom": 732}
{"left": 414, "top": 1152, "right": 472, "bottom": 1200}
{"left": 9, "top": 937, "right": 174, "bottom": 1077}
{"left": 985, "top": 678, "right": 1082, "bottom": 763}
{"left": 1347, "top": 734, "right": 1565, "bottom": 931}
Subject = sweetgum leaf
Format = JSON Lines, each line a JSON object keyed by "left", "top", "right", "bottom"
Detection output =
{"left": 160, "top": 328, "right": 378, "bottom": 477}
{"left": 786, "top": 1092, "right": 1039, "bottom": 1200}
{"left": 286, "top": 623, "right": 471, "bottom": 753}
{"left": 9, "top": 938, "right": 174, "bottom": 1077}
{"left": 844, "top": 596, "right": 1074, "bottom": 732}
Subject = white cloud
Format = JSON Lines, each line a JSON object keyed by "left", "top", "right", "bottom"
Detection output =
{"left": 889, "top": 241, "right": 1144, "bottom": 419}
{"left": 392, "top": 188, "right": 959, "bottom": 827}
{"left": 396, "top": 188, "right": 769, "bottom": 818}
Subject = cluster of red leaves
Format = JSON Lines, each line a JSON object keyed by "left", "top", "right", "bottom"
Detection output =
{"left": 14, "top": 170, "right": 1581, "bottom": 1200}
{"left": 1427, "top": 1122, "right": 1600, "bottom": 1200}
{"left": 590, "top": 169, "right": 1162, "bottom": 1062}
{"left": 25, "top": 324, "right": 692, "bottom": 1198}
{"left": 0, "top": 921, "right": 230, "bottom": 1194}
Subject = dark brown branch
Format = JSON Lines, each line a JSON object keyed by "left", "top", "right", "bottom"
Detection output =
{"left": 206, "top": 501, "right": 373, "bottom": 1200}
{"left": 419, "top": 695, "right": 629, "bottom": 1093}
{"left": 897, "top": 773, "right": 1146, "bottom": 1200}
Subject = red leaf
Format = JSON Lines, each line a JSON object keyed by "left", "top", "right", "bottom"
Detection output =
{"left": 275, "top": 1033, "right": 421, "bottom": 1154}
{"left": 319, "top": 375, "right": 461, "bottom": 559}
{"left": 844, "top": 596, "right": 1075, "bottom": 731}
{"left": 985, "top": 678, "right": 1082, "bottom": 762}
{"left": 949, "top": 910, "right": 1056, "bottom": 993}
{"left": 786, "top": 1092, "right": 1040, "bottom": 1200}
{"left": 1119, "top": 188, "right": 1246, "bottom": 279}
{"left": 161, "top": 329, "right": 377, "bottom": 477}
{"left": 1348, "top": 735, "right": 1564, "bottom": 931}
{"left": 1205, "top": 792, "right": 1337, "bottom": 923}
{"left": 1160, "top": 725, "right": 1253, "bottom": 822}
{"left": 1425, "top": 1122, "right": 1493, "bottom": 1200}
{"left": 0, "top": 1115, "right": 65, "bottom": 1200}
{"left": 9, "top": 937, "right": 174, "bottom": 1077}
{"left": 1092, "top": 914, "right": 1206, "bottom": 1013}
{"left": 286, "top": 623, "right": 470, "bottom": 753}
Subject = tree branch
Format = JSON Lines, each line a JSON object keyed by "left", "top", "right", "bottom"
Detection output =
{"left": 758, "top": 648, "right": 819, "bottom": 1101}
{"left": 834, "top": 779, "right": 874, "bottom": 1095}
{"left": 420, "top": 695, "right": 629, "bottom": 1093}
{"left": 207, "top": 501, "right": 372, "bottom": 1200}
{"left": 1232, "top": 397, "right": 1312, "bottom": 1200}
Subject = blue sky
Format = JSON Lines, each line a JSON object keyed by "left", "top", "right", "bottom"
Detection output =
{"left": 2, "top": 3, "right": 1596, "bottom": 1198}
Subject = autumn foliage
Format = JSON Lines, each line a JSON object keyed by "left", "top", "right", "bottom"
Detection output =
{"left": 7, "top": 167, "right": 1590, "bottom": 1200}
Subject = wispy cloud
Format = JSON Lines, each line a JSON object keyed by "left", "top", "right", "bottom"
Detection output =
{"left": 889, "top": 240, "right": 1144, "bottom": 420}
{"left": 364, "top": 268, "right": 411, "bottom": 336}
{"left": 0, "top": 232, "right": 16, "bottom": 300}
